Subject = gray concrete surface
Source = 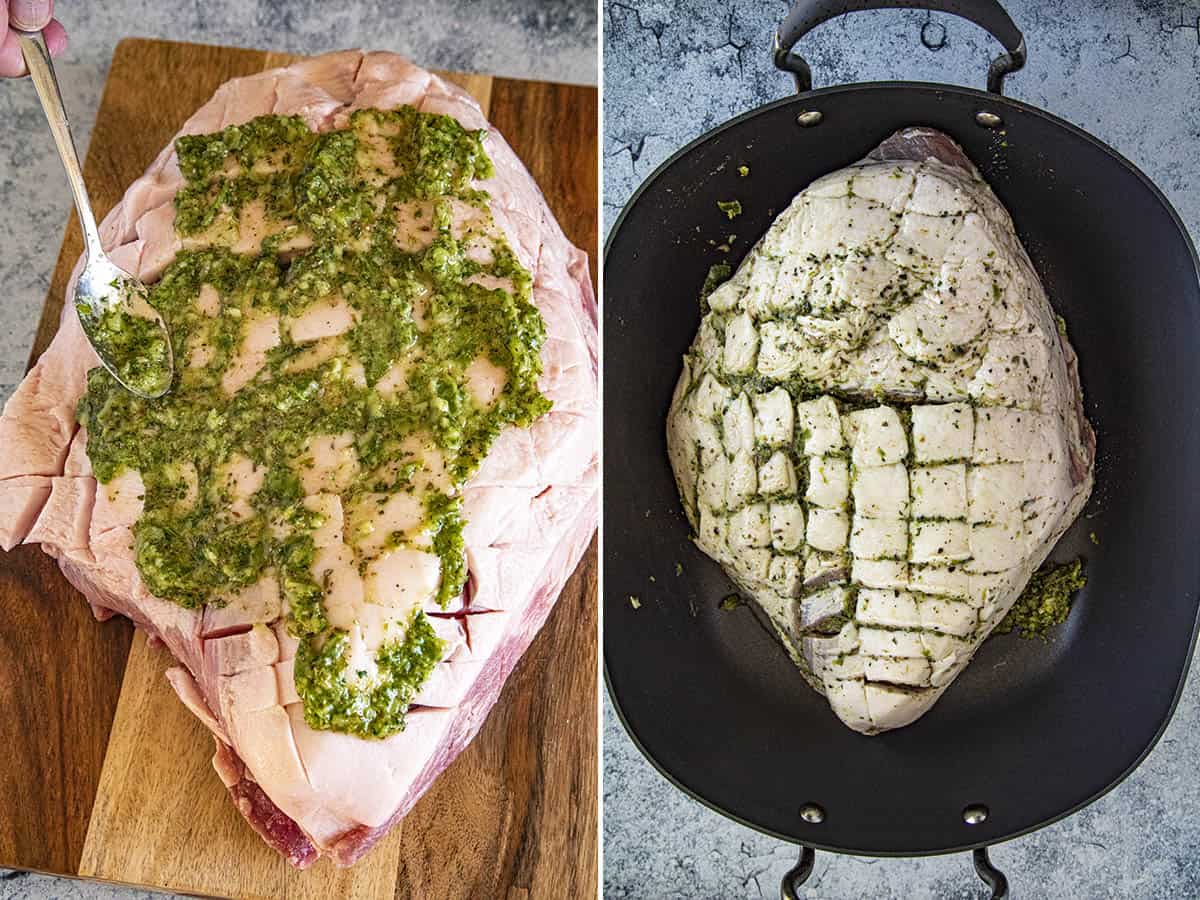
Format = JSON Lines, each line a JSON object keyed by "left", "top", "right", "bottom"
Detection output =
{"left": 603, "top": 1, "right": 1200, "bottom": 898}
{"left": 0, "top": 3, "right": 594, "bottom": 897}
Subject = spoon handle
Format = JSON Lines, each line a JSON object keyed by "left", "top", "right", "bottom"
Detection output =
{"left": 15, "top": 29, "right": 103, "bottom": 256}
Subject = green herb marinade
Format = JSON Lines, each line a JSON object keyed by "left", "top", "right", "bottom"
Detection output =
{"left": 293, "top": 608, "right": 445, "bottom": 739}
{"left": 995, "top": 559, "right": 1087, "bottom": 639}
{"left": 77, "top": 109, "right": 551, "bottom": 739}
{"left": 79, "top": 297, "right": 172, "bottom": 398}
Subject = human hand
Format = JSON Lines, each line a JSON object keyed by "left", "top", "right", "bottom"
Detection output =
{"left": 0, "top": 1, "right": 67, "bottom": 77}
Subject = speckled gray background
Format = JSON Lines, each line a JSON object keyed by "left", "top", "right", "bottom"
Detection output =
{"left": 603, "top": 2, "right": 1200, "bottom": 898}
{"left": 0, "top": 2, "right": 593, "bottom": 898}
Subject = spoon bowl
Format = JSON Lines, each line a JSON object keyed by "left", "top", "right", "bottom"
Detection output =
{"left": 74, "top": 255, "right": 174, "bottom": 399}
{"left": 16, "top": 28, "right": 174, "bottom": 399}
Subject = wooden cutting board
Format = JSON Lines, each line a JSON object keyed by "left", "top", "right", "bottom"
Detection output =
{"left": 0, "top": 38, "right": 597, "bottom": 900}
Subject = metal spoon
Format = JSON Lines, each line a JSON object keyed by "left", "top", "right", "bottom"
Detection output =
{"left": 16, "top": 28, "right": 173, "bottom": 399}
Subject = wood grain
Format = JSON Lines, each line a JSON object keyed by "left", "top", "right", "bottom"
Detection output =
{"left": 0, "top": 38, "right": 597, "bottom": 899}
{"left": 79, "top": 632, "right": 404, "bottom": 899}
{"left": 0, "top": 546, "right": 132, "bottom": 873}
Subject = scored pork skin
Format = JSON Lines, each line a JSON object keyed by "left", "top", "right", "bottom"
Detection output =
{"left": 0, "top": 50, "right": 598, "bottom": 867}
{"left": 667, "top": 128, "right": 1094, "bottom": 735}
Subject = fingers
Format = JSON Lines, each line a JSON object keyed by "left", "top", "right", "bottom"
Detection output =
{"left": 42, "top": 15, "right": 65, "bottom": 53}
{"left": 0, "top": 0, "right": 66, "bottom": 79}
{"left": 9, "top": 0, "right": 53, "bottom": 31}
{"left": 0, "top": 27, "right": 25, "bottom": 78}
{"left": 0, "top": 0, "right": 14, "bottom": 79}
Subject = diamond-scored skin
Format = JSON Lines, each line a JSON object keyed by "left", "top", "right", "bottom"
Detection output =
{"left": 0, "top": 50, "right": 598, "bottom": 865}
{"left": 667, "top": 128, "right": 1095, "bottom": 735}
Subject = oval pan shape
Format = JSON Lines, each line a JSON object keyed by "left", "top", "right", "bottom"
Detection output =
{"left": 603, "top": 82, "right": 1200, "bottom": 856}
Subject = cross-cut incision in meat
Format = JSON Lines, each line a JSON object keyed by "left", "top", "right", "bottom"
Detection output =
{"left": 0, "top": 51, "right": 597, "bottom": 866}
{"left": 667, "top": 128, "right": 1094, "bottom": 735}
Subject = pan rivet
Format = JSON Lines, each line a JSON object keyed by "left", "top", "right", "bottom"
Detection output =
{"left": 963, "top": 804, "right": 990, "bottom": 825}
{"left": 796, "top": 110, "right": 823, "bottom": 127}
{"left": 975, "top": 111, "right": 1002, "bottom": 128}
{"left": 799, "top": 803, "right": 825, "bottom": 824}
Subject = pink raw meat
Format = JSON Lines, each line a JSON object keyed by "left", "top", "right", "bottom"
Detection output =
{"left": 0, "top": 51, "right": 597, "bottom": 867}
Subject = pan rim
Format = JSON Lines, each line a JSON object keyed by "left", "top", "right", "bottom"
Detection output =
{"left": 602, "top": 79, "right": 1200, "bottom": 857}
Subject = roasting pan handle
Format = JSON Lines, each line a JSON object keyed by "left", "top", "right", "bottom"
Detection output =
{"left": 774, "top": 0, "right": 1027, "bottom": 95}
{"left": 779, "top": 845, "right": 1009, "bottom": 898}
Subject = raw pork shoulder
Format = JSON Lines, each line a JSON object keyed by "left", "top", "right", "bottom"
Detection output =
{"left": 667, "top": 128, "right": 1094, "bottom": 735}
{"left": 0, "top": 51, "right": 597, "bottom": 866}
